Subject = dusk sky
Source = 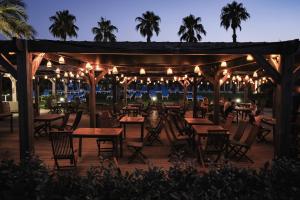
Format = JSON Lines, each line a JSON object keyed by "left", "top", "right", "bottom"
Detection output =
{"left": 25, "top": 0, "right": 300, "bottom": 42}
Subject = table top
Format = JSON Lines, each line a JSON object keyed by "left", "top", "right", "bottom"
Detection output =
{"left": 234, "top": 107, "right": 252, "bottom": 111}
{"left": 119, "top": 116, "right": 144, "bottom": 123}
{"left": 73, "top": 128, "right": 123, "bottom": 137}
{"left": 192, "top": 125, "right": 228, "bottom": 136}
{"left": 165, "top": 105, "right": 181, "bottom": 109}
{"left": 35, "top": 114, "right": 64, "bottom": 121}
{"left": 185, "top": 117, "right": 213, "bottom": 125}
{"left": 122, "top": 106, "right": 139, "bottom": 110}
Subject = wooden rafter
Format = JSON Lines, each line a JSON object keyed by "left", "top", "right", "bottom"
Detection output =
{"left": 0, "top": 53, "right": 17, "bottom": 78}
{"left": 252, "top": 53, "right": 281, "bottom": 83}
{"left": 32, "top": 53, "right": 45, "bottom": 76}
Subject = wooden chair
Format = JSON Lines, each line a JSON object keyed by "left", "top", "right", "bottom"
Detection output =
{"left": 223, "top": 113, "right": 235, "bottom": 130}
{"left": 198, "top": 130, "right": 229, "bottom": 167}
{"left": 144, "top": 116, "right": 164, "bottom": 145}
{"left": 228, "top": 124, "right": 260, "bottom": 163}
{"left": 248, "top": 113, "right": 271, "bottom": 142}
{"left": 227, "top": 120, "right": 248, "bottom": 153}
{"left": 65, "top": 111, "right": 83, "bottom": 131}
{"left": 51, "top": 113, "right": 71, "bottom": 131}
{"left": 127, "top": 141, "right": 147, "bottom": 164}
{"left": 49, "top": 131, "right": 77, "bottom": 170}
{"left": 170, "top": 112, "right": 191, "bottom": 136}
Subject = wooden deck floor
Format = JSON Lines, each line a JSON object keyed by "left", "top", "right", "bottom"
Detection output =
{"left": 0, "top": 111, "right": 274, "bottom": 174}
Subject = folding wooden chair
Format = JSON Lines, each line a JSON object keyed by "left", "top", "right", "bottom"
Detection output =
{"left": 198, "top": 130, "right": 229, "bottom": 167}
{"left": 49, "top": 131, "right": 77, "bottom": 170}
{"left": 51, "top": 113, "right": 71, "bottom": 131}
{"left": 228, "top": 124, "right": 259, "bottom": 163}
{"left": 144, "top": 116, "right": 164, "bottom": 145}
{"left": 228, "top": 120, "right": 248, "bottom": 151}
{"left": 127, "top": 141, "right": 147, "bottom": 164}
{"left": 65, "top": 111, "right": 83, "bottom": 131}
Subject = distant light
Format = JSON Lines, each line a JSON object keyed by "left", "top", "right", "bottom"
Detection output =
{"left": 160, "top": 77, "right": 164, "bottom": 82}
{"left": 147, "top": 77, "right": 151, "bottom": 82}
{"left": 219, "top": 79, "right": 223, "bottom": 85}
{"left": 184, "top": 74, "right": 188, "bottom": 79}
{"left": 194, "top": 65, "right": 200, "bottom": 74}
{"left": 8, "top": 52, "right": 15, "bottom": 55}
{"left": 223, "top": 69, "right": 228, "bottom": 75}
{"left": 245, "top": 75, "right": 250, "bottom": 81}
{"left": 58, "top": 56, "right": 65, "bottom": 64}
{"left": 32, "top": 76, "right": 35, "bottom": 80}
{"left": 140, "top": 68, "right": 146, "bottom": 75}
{"left": 57, "top": 74, "right": 60, "bottom": 78}
{"left": 232, "top": 76, "right": 236, "bottom": 81}
{"left": 151, "top": 96, "right": 157, "bottom": 101}
{"left": 167, "top": 68, "right": 173, "bottom": 75}
{"left": 44, "top": 75, "right": 48, "bottom": 79}
{"left": 95, "top": 65, "right": 101, "bottom": 71}
{"left": 46, "top": 60, "right": 52, "bottom": 68}
{"left": 246, "top": 55, "right": 254, "bottom": 61}
{"left": 221, "top": 61, "right": 227, "bottom": 67}
{"left": 112, "top": 66, "right": 118, "bottom": 74}
{"left": 140, "top": 80, "right": 143, "bottom": 84}
{"left": 227, "top": 74, "right": 231, "bottom": 78}
{"left": 121, "top": 74, "right": 124, "bottom": 78}
{"left": 236, "top": 98, "right": 241, "bottom": 103}
{"left": 76, "top": 74, "right": 80, "bottom": 78}
{"left": 166, "top": 80, "right": 169, "bottom": 84}
{"left": 59, "top": 97, "right": 65, "bottom": 102}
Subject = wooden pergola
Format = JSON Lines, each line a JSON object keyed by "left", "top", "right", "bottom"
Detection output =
{"left": 0, "top": 39, "right": 299, "bottom": 160}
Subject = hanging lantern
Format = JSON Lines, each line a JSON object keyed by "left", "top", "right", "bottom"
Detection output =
{"left": 76, "top": 74, "right": 80, "bottom": 78}
{"left": 253, "top": 71, "right": 258, "bottom": 78}
{"left": 194, "top": 65, "right": 200, "bottom": 73}
{"left": 167, "top": 68, "right": 173, "bottom": 75}
{"left": 95, "top": 65, "right": 101, "bottom": 71}
{"left": 32, "top": 76, "right": 35, "bottom": 80}
{"left": 58, "top": 56, "right": 65, "bottom": 64}
{"left": 227, "top": 74, "right": 231, "bottom": 78}
{"left": 112, "top": 66, "right": 118, "bottom": 74}
{"left": 232, "top": 76, "right": 236, "bottom": 81}
{"left": 140, "top": 68, "right": 146, "bottom": 75}
{"left": 184, "top": 74, "right": 188, "bottom": 79}
{"left": 223, "top": 69, "right": 228, "bottom": 75}
{"left": 246, "top": 55, "right": 254, "bottom": 61}
{"left": 173, "top": 76, "right": 177, "bottom": 81}
{"left": 64, "top": 72, "right": 68, "bottom": 77}
{"left": 57, "top": 74, "right": 60, "bottom": 78}
{"left": 121, "top": 74, "right": 124, "bottom": 78}
{"left": 221, "top": 61, "right": 227, "bottom": 67}
{"left": 85, "top": 62, "right": 93, "bottom": 70}
{"left": 245, "top": 75, "right": 250, "bottom": 81}
{"left": 55, "top": 68, "right": 60, "bottom": 74}
{"left": 147, "top": 77, "right": 151, "bottom": 82}
{"left": 141, "top": 80, "right": 143, "bottom": 84}
{"left": 166, "top": 80, "right": 169, "bottom": 84}
{"left": 219, "top": 79, "right": 223, "bottom": 85}
{"left": 47, "top": 60, "right": 52, "bottom": 68}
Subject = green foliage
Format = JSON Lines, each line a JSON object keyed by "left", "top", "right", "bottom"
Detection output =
{"left": 0, "top": 156, "right": 299, "bottom": 200}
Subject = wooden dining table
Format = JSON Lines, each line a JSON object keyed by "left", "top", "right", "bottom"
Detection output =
{"left": 119, "top": 116, "right": 145, "bottom": 141}
{"left": 73, "top": 128, "right": 123, "bottom": 158}
{"left": 34, "top": 114, "right": 64, "bottom": 135}
{"left": 122, "top": 106, "right": 140, "bottom": 116}
{"left": 185, "top": 117, "right": 214, "bottom": 126}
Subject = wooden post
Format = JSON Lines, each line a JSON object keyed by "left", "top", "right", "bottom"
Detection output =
{"left": 33, "top": 77, "right": 40, "bottom": 116}
{"left": 192, "top": 77, "right": 197, "bottom": 118}
{"left": 16, "top": 39, "right": 34, "bottom": 159}
{"left": 275, "top": 54, "right": 294, "bottom": 158}
{"left": 112, "top": 75, "right": 117, "bottom": 113}
{"left": 213, "top": 77, "right": 220, "bottom": 124}
{"left": 88, "top": 70, "right": 96, "bottom": 128}
{"left": 183, "top": 81, "right": 187, "bottom": 106}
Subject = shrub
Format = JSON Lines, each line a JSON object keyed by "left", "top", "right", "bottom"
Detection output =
{"left": 0, "top": 156, "right": 299, "bottom": 200}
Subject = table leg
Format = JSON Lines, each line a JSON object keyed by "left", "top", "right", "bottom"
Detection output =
{"left": 120, "top": 133, "right": 123, "bottom": 157}
{"left": 78, "top": 137, "right": 82, "bottom": 157}
{"left": 123, "top": 124, "right": 126, "bottom": 139}
{"left": 141, "top": 123, "right": 144, "bottom": 142}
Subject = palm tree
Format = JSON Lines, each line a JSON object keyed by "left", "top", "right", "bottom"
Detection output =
{"left": 220, "top": 1, "right": 250, "bottom": 43}
{"left": 0, "top": 0, "right": 36, "bottom": 39}
{"left": 49, "top": 10, "right": 78, "bottom": 41}
{"left": 178, "top": 14, "right": 206, "bottom": 42}
{"left": 92, "top": 17, "right": 118, "bottom": 42}
{"left": 135, "top": 11, "right": 160, "bottom": 42}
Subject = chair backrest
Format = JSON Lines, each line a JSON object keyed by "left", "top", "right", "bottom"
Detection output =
{"left": 61, "top": 113, "right": 71, "bottom": 128}
{"left": 232, "top": 120, "right": 248, "bottom": 142}
{"left": 71, "top": 111, "right": 83, "bottom": 130}
{"left": 164, "top": 117, "right": 175, "bottom": 144}
{"left": 223, "top": 113, "right": 234, "bottom": 130}
{"left": 205, "top": 130, "right": 228, "bottom": 153}
{"left": 50, "top": 131, "right": 75, "bottom": 158}
{"left": 244, "top": 124, "right": 260, "bottom": 147}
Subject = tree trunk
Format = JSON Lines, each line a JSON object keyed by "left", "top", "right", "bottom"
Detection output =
{"left": 232, "top": 28, "right": 237, "bottom": 43}
{"left": 147, "top": 35, "right": 151, "bottom": 43}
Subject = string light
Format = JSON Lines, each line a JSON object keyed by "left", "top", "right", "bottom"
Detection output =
{"left": 64, "top": 72, "right": 68, "bottom": 77}
{"left": 85, "top": 62, "right": 93, "bottom": 70}
{"left": 112, "top": 66, "right": 118, "bottom": 74}
{"left": 194, "top": 65, "right": 200, "bottom": 73}
{"left": 55, "top": 68, "right": 60, "bottom": 74}
{"left": 167, "top": 68, "right": 173, "bottom": 75}
{"left": 253, "top": 71, "right": 258, "bottom": 78}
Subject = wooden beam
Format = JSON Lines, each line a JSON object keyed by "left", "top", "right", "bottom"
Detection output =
{"left": 274, "top": 53, "right": 294, "bottom": 158}
{"left": 88, "top": 70, "right": 96, "bottom": 128}
{"left": 293, "top": 65, "right": 300, "bottom": 80}
{"left": 16, "top": 39, "right": 34, "bottom": 159}
{"left": 32, "top": 53, "right": 45, "bottom": 76}
{"left": 252, "top": 53, "right": 281, "bottom": 83}
{"left": 192, "top": 76, "right": 198, "bottom": 118}
{"left": 0, "top": 53, "right": 17, "bottom": 79}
